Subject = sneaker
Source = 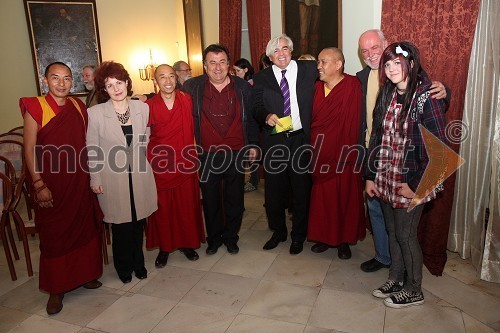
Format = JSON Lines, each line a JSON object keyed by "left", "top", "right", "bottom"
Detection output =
{"left": 244, "top": 182, "right": 256, "bottom": 192}
{"left": 372, "top": 280, "right": 403, "bottom": 298}
{"left": 384, "top": 290, "right": 425, "bottom": 308}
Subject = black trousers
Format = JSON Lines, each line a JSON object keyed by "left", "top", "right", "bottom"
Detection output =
{"left": 199, "top": 151, "right": 245, "bottom": 246}
{"left": 263, "top": 133, "right": 312, "bottom": 242}
{"left": 111, "top": 219, "right": 145, "bottom": 277}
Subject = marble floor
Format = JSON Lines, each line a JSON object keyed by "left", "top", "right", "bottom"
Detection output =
{"left": 1, "top": 187, "right": 499, "bottom": 333}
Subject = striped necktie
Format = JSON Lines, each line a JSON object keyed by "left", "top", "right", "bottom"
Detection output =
{"left": 280, "top": 70, "right": 291, "bottom": 116}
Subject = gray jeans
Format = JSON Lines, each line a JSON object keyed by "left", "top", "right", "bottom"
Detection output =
{"left": 381, "top": 201, "right": 425, "bottom": 293}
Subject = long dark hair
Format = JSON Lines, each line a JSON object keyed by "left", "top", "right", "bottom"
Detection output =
{"left": 234, "top": 58, "right": 254, "bottom": 81}
{"left": 372, "top": 42, "right": 422, "bottom": 136}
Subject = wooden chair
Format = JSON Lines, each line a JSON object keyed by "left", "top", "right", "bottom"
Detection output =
{"left": 8, "top": 126, "right": 24, "bottom": 134}
{"left": 0, "top": 158, "right": 34, "bottom": 281}
{"left": 0, "top": 138, "right": 34, "bottom": 224}
{"left": 0, "top": 132, "right": 23, "bottom": 141}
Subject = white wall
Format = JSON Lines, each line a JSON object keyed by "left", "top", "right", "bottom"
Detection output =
{"left": 0, "top": 0, "right": 187, "bottom": 132}
{"left": 267, "top": 0, "right": 382, "bottom": 74}
{"left": 0, "top": 0, "right": 38, "bottom": 132}
{"left": 342, "top": 0, "right": 382, "bottom": 75}
{"left": 0, "top": 0, "right": 382, "bottom": 132}
{"left": 200, "top": 0, "right": 219, "bottom": 45}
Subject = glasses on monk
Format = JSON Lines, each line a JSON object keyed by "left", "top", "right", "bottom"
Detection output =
{"left": 176, "top": 68, "right": 192, "bottom": 72}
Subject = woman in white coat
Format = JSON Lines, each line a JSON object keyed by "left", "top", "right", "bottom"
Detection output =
{"left": 87, "top": 61, "right": 157, "bottom": 284}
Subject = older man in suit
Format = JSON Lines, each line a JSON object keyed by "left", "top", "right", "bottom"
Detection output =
{"left": 253, "top": 34, "right": 317, "bottom": 255}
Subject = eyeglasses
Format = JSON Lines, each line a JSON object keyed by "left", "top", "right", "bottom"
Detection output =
{"left": 176, "top": 68, "right": 192, "bottom": 72}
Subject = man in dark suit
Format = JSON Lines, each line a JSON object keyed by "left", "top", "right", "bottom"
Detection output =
{"left": 253, "top": 34, "right": 317, "bottom": 255}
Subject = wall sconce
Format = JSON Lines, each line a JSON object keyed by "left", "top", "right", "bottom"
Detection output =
{"left": 139, "top": 49, "right": 157, "bottom": 93}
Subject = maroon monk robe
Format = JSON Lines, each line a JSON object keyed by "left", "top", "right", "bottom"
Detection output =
{"left": 146, "top": 91, "right": 205, "bottom": 251}
{"left": 19, "top": 94, "right": 103, "bottom": 294}
{"left": 307, "top": 75, "right": 366, "bottom": 246}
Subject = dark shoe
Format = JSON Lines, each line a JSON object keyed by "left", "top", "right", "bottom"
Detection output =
{"left": 372, "top": 280, "right": 404, "bottom": 298}
{"left": 360, "top": 258, "right": 390, "bottom": 272}
{"left": 83, "top": 279, "right": 102, "bottom": 289}
{"left": 119, "top": 274, "right": 132, "bottom": 284}
{"left": 384, "top": 290, "right": 424, "bottom": 308}
{"left": 180, "top": 248, "right": 199, "bottom": 261}
{"left": 46, "top": 293, "right": 64, "bottom": 315}
{"left": 263, "top": 234, "right": 287, "bottom": 250}
{"left": 155, "top": 251, "right": 170, "bottom": 268}
{"left": 289, "top": 241, "right": 304, "bottom": 255}
{"left": 206, "top": 242, "right": 222, "bottom": 255}
{"left": 224, "top": 242, "right": 239, "bottom": 254}
{"left": 311, "top": 242, "right": 329, "bottom": 253}
{"left": 135, "top": 267, "right": 148, "bottom": 280}
{"left": 337, "top": 243, "right": 352, "bottom": 259}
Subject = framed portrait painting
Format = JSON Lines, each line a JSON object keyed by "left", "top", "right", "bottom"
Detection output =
{"left": 282, "top": 0, "right": 342, "bottom": 59}
{"left": 23, "top": 0, "right": 102, "bottom": 95}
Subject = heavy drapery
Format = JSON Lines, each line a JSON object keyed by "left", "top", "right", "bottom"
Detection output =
{"left": 381, "top": 0, "right": 481, "bottom": 275}
{"left": 219, "top": 0, "right": 242, "bottom": 62}
{"left": 449, "top": 0, "right": 499, "bottom": 283}
{"left": 246, "top": 0, "right": 271, "bottom": 71}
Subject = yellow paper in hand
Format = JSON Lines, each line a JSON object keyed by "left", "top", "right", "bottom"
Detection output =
{"left": 271, "top": 116, "right": 293, "bottom": 134}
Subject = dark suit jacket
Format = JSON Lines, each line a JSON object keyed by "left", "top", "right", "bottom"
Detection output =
{"left": 253, "top": 60, "right": 317, "bottom": 151}
{"left": 356, "top": 66, "right": 371, "bottom": 149}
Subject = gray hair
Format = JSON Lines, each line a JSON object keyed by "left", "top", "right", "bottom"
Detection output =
{"left": 266, "top": 34, "right": 294, "bottom": 57}
{"left": 82, "top": 65, "right": 95, "bottom": 72}
{"left": 359, "top": 29, "right": 387, "bottom": 46}
{"left": 172, "top": 60, "right": 188, "bottom": 71}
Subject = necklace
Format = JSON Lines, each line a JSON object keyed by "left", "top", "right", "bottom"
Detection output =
{"left": 116, "top": 106, "right": 130, "bottom": 124}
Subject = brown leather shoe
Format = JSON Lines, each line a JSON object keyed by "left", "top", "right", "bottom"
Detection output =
{"left": 46, "top": 293, "right": 64, "bottom": 315}
{"left": 83, "top": 279, "right": 103, "bottom": 289}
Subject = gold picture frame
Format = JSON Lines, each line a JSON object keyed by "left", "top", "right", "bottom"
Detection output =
{"left": 24, "top": 0, "right": 102, "bottom": 95}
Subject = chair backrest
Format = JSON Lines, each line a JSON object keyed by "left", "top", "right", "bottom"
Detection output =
{"left": 0, "top": 171, "right": 13, "bottom": 212}
{"left": 0, "top": 133, "right": 23, "bottom": 142}
{"left": 8, "top": 126, "right": 23, "bottom": 134}
{"left": 0, "top": 139, "right": 25, "bottom": 177}
{"left": 0, "top": 156, "right": 17, "bottom": 182}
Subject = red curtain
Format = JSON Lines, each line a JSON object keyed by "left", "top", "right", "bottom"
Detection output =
{"left": 246, "top": 0, "right": 271, "bottom": 71}
{"left": 219, "top": 0, "right": 242, "bottom": 63}
{"left": 381, "top": 0, "right": 480, "bottom": 275}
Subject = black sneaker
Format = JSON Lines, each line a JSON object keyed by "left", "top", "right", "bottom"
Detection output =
{"left": 384, "top": 290, "right": 425, "bottom": 308}
{"left": 372, "top": 280, "right": 404, "bottom": 298}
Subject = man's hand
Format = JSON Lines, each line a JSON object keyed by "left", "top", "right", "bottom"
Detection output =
{"left": 36, "top": 186, "right": 53, "bottom": 208}
{"left": 430, "top": 81, "right": 446, "bottom": 100}
{"left": 248, "top": 148, "right": 258, "bottom": 163}
{"left": 91, "top": 185, "right": 104, "bottom": 194}
{"left": 265, "top": 114, "right": 283, "bottom": 128}
{"left": 365, "top": 180, "right": 380, "bottom": 197}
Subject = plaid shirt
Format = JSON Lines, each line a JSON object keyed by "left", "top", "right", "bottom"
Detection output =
{"left": 365, "top": 72, "right": 448, "bottom": 207}
{"left": 374, "top": 94, "right": 435, "bottom": 208}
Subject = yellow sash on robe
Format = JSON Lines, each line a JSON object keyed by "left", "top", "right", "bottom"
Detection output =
{"left": 38, "top": 96, "right": 83, "bottom": 128}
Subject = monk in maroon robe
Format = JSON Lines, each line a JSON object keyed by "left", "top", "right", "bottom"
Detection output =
{"left": 20, "top": 62, "right": 103, "bottom": 315}
{"left": 146, "top": 64, "right": 205, "bottom": 267}
{"left": 308, "top": 48, "right": 366, "bottom": 259}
